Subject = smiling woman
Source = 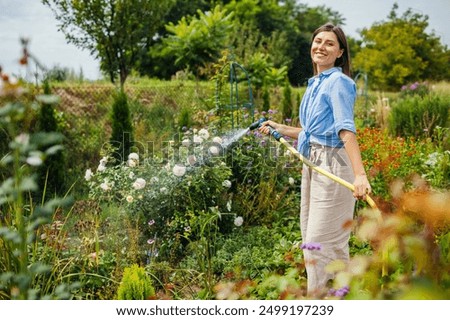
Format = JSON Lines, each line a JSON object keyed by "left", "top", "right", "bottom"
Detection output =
{"left": 258, "top": 23, "right": 371, "bottom": 297}
{"left": 0, "top": 0, "right": 100, "bottom": 80}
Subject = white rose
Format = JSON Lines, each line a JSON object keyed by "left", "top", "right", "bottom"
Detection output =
{"left": 222, "top": 180, "right": 232, "bottom": 188}
{"left": 209, "top": 145, "right": 220, "bottom": 156}
{"left": 198, "top": 128, "right": 210, "bottom": 140}
{"left": 212, "top": 136, "right": 223, "bottom": 144}
{"left": 173, "top": 164, "right": 186, "bottom": 177}
{"left": 133, "top": 178, "right": 146, "bottom": 190}
{"left": 97, "top": 163, "right": 106, "bottom": 172}
{"left": 127, "top": 159, "right": 137, "bottom": 167}
{"left": 100, "top": 182, "right": 110, "bottom": 191}
{"left": 85, "top": 169, "right": 93, "bottom": 181}
{"left": 234, "top": 216, "right": 243, "bottom": 227}
{"left": 182, "top": 139, "right": 191, "bottom": 147}
{"left": 128, "top": 153, "right": 139, "bottom": 161}
{"left": 193, "top": 135, "right": 203, "bottom": 145}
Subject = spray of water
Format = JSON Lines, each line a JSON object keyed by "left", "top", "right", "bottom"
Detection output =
{"left": 219, "top": 128, "right": 250, "bottom": 150}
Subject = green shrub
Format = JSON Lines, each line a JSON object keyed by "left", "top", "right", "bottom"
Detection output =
{"left": 117, "top": 264, "right": 155, "bottom": 300}
{"left": 110, "top": 90, "right": 134, "bottom": 163}
{"left": 261, "top": 85, "right": 270, "bottom": 112}
{"left": 37, "top": 80, "right": 66, "bottom": 197}
{"left": 177, "top": 107, "right": 193, "bottom": 130}
{"left": 388, "top": 94, "right": 449, "bottom": 139}
{"left": 281, "top": 78, "right": 292, "bottom": 120}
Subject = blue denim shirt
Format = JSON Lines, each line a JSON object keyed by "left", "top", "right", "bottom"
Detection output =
{"left": 297, "top": 67, "right": 356, "bottom": 157}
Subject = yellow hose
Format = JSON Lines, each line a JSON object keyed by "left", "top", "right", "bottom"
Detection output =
{"left": 278, "top": 136, "right": 378, "bottom": 209}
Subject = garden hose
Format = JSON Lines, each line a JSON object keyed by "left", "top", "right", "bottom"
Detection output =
{"left": 249, "top": 118, "right": 378, "bottom": 209}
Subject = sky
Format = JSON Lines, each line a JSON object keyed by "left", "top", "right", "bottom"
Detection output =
{"left": 1, "top": 0, "right": 449, "bottom": 80}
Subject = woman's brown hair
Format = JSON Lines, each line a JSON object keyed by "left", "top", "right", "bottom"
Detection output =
{"left": 311, "top": 23, "right": 351, "bottom": 77}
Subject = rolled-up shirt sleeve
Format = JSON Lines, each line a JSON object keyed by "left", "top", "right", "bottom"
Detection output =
{"left": 329, "top": 76, "right": 357, "bottom": 136}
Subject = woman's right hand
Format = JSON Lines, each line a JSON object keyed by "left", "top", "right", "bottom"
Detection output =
{"left": 258, "top": 120, "right": 280, "bottom": 136}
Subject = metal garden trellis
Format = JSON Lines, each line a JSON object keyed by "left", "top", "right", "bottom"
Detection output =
{"left": 215, "top": 60, "right": 255, "bottom": 130}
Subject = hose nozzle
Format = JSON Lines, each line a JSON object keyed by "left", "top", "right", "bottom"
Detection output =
{"left": 248, "top": 117, "right": 282, "bottom": 141}
{"left": 249, "top": 117, "right": 267, "bottom": 130}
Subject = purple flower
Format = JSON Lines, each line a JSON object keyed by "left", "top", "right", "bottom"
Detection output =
{"left": 300, "top": 242, "right": 322, "bottom": 250}
{"left": 410, "top": 83, "right": 418, "bottom": 90}
{"left": 401, "top": 85, "right": 407, "bottom": 91}
{"left": 148, "top": 219, "right": 155, "bottom": 226}
{"left": 261, "top": 111, "right": 267, "bottom": 116}
{"left": 285, "top": 118, "right": 292, "bottom": 123}
{"left": 329, "top": 286, "right": 350, "bottom": 297}
{"left": 147, "top": 239, "right": 155, "bottom": 245}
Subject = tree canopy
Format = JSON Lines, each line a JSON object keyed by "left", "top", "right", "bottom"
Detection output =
{"left": 42, "top": 0, "right": 175, "bottom": 87}
{"left": 353, "top": 4, "right": 449, "bottom": 90}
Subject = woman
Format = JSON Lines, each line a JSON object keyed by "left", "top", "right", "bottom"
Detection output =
{"left": 259, "top": 23, "right": 371, "bottom": 296}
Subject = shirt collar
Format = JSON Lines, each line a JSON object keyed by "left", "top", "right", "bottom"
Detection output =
{"left": 308, "top": 67, "right": 342, "bottom": 84}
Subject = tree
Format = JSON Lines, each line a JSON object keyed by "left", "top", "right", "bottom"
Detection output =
{"left": 161, "top": 5, "right": 234, "bottom": 79}
{"left": 353, "top": 4, "right": 449, "bottom": 90}
{"left": 110, "top": 90, "right": 133, "bottom": 163}
{"left": 42, "top": 0, "right": 175, "bottom": 87}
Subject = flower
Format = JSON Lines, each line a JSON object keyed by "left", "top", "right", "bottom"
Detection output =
{"left": 99, "top": 157, "right": 108, "bottom": 166}
{"left": 132, "top": 178, "right": 146, "bottom": 190}
{"left": 97, "top": 163, "right": 106, "bottom": 172}
{"left": 300, "top": 242, "right": 322, "bottom": 250}
{"left": 234, "top": 216, "right": 243, "bottom": 227}
{"left": 187, "top": 155, "right": 197, "bottom": 166}
{"left": 100, "top": 181, "right": 111, "bottom": 191}
{"left": 85, "top": 169, "right": 93, "bottom": 181}
{"left": 126, "top": 195, "right": 133, "bottom": 203}
{"left": 288, "top": 177, "right": 295, "bottom": 185}
{"left": 148, "top": 219, "right": 155, "bottom": 226}
{"left": 212, "top": 136, "right": 223, "bottom": 144}
{"left": 328, "top": 286, "right": 350, "bottom": 297}
{"left": 160, "top": 187, "right": 168, "bottom": 194}
{"left": 127, "top": 159, "right": 137, "bottom": 167}
{"left": 209, "top": 145, "right": 220, "bottom": 156}
{"left": 128, "top": 152, "right": 139, "bottom": 161}
{"left": 182, "top": 139, "right": 191, "bottom": 147}
{"left": 198, "top": 128, "right": 210, "bottom": 140}
{"left": 147, "top": 239, "right": 155, "bottom": 245}
{"left": 129, "top": 171, "right": 135, "bottom": 179}
{"left": 193, "top": 135, "right": 203, "bottom": 144}
{"left": 173, "top": 164, "right": 186, "bottom": 177}
{"left": 222, "top": 180, "right": 232, "bottom": 188}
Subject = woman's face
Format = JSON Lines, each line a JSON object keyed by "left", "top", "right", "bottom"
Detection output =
{"left": 311, "top": 31, "right": 344, "bottom": 74}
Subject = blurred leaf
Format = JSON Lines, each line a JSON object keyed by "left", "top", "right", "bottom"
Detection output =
{"left": 36, "top": 94, "right": 61, "bottom": 105}
{"left": 45, "top": 145, "right": 64, "bottom": 156}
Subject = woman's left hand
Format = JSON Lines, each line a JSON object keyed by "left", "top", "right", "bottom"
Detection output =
{"left": 353, "top": 174, "right": 371, "bottom": 200}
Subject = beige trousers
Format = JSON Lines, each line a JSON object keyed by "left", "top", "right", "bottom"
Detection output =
{"left": 300, "top": 144, "right": 355, "bottom": 296}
